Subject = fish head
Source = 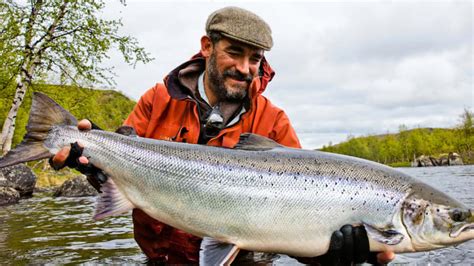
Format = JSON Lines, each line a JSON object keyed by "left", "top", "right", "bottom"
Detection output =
{"left": 402, "top": 193, "right": 474, "bottom": 251}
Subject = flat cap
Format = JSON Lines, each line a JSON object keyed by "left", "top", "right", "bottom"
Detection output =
{"left": 206, "top": 7, "right": 273, "bottom": 51}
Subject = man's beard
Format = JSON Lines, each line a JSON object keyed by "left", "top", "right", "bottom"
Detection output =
{"left": 206, "top": 52, "right": 254, "bottom": 103}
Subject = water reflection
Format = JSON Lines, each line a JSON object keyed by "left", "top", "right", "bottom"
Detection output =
{"left": 0, "top": 165, "right": 472, "bottom": 264}
{"left": 0, "top": 194, "right": 144, "bottom": 264}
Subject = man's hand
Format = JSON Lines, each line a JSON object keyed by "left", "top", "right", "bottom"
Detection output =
{"left": 324, "top": 224, "right": 394, "bottom": 265}
{"left": 49, "top": 119, "right": 107, "bottom": 191}
{"left": 50, "top": 119, "right": 93, "bottom": 169}
{"left": 297, "top": 224, "right": 395, "bottom": 265}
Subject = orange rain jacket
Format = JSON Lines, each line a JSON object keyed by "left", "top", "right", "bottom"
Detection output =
{"left": 124, "top": 53, "right": 301, "bottom": 263}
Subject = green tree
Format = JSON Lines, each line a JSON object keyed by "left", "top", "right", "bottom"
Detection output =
{"left": 455, "top": 108, "right": 474, "bottom": 162}
{"left": 0, "top": 0, "right": 153, "bottom": 154}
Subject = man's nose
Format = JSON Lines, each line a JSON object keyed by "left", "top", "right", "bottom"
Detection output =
{"left": 235, "top": 58, "right": 250, "bottom": 75}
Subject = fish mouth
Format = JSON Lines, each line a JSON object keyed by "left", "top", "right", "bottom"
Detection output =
{"left": 449, "top": 223, "right": 474, "bottom": 238}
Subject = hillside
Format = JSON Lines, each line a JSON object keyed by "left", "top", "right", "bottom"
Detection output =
{"left": 320, "top": 127, "right": 473, "bottom": 166}
{"left": 0, "top": 82, "right": 136, "bottom": 147}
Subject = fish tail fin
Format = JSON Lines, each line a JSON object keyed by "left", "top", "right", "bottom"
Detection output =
{"left": 0, "top": 92, "right": 78, "bottom": 168}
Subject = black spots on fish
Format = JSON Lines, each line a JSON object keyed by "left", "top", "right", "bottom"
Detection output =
{"left": 350, "top": 197, "right": 353, "bottom": 201}
{"left": 248, "top": 196, "right": 252, "bottom": 201}
{"left": 263, "top": 158, "right": 268, "bottom": 162}
{"left": 277, "top": 172, "right": 284, "bottom": 176}
{"left": 294, "top": 176, "right": 298, "bottom": 181}
{"left": 325, "top": 184, "right": 328, "bottom": 188}
{"left": 259, "top": 175, "right": 264, "bottom": 179}
{"left": 351, "top": 207, "right": 356, "bottom": 211}
{"left": 305, "top": 166, "right": 310, "bottom": 171}
{"left": 363, "top": 200, "right": 367, "bottom": 206}
{"left": 437, "top": 209, "right": 440, "bottom": 213}
{"left": 250, "top": 163, "right": 255, "bottom": 167}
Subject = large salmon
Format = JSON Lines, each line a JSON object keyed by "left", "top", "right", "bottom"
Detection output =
{"left": 0, "top": 92, "right": 473, "bottom": 265}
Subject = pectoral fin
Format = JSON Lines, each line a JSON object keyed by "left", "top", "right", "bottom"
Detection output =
{"left": 93, "top": 178, "right": 134, "bottom": 220}
{"left": 199, "top": 237, "right": 240, "bottom": 266}
{"left": 363, "top": 223, "right": 404, "bottom": 245}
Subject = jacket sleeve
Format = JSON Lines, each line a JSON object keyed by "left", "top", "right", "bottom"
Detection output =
{"left": 270, "top": 110, "right": 302, "bottom": 149}
{"left": 123, "top": 86, "right": 156, "bottom": 137}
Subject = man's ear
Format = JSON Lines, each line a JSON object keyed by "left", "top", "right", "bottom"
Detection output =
{"left": 200, "top": 35, "right": 213, "bottom": 58}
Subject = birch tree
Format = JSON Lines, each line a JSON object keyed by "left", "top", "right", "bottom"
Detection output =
{"left": 0, "top": 0, "right": 152, "bottom": 154}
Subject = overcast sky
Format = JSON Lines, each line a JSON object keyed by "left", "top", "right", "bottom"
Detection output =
{"left": 101, "top": 0, "right": 473, "bottom": 149}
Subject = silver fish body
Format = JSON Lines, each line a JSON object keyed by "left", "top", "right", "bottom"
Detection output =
{"left": 1, "top": 92, "right": 473, "bottom": 259}
{"left": 44, "top": 125, "right": 464, "bottom": 256}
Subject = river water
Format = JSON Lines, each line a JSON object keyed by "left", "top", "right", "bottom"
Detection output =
{"left": 0, "top": 165, "right": 473, "bottom": 265}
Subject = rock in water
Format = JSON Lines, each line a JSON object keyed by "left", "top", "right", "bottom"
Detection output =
{"left": 0, "top": 164, "right": 36, "bottom": 196}
{"left": 448, "top": 152, "right": 463, "bottom": 166}
{"left": 0, "top": 187, "right": 20, "bottom": 205}
{"left": 54, "top": 175, "right": 99, "bottom": 197}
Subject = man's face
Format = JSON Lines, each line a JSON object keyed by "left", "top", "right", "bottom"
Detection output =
{"left": 206, "top": 37, "right": 264, "bottom": 103}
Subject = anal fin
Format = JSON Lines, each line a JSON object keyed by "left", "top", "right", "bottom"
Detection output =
{"left": 199, "top": 237, "right": 240, "bottom": 266}
{"left": 93, "top": 178, "right": 134, "bottom": 220}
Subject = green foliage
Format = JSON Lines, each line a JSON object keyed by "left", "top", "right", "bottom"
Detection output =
{"left": 455, "top": 108, "right": 474, "bottom": 163}
{"left": 321, "top": 120, "right": 473, "bottom": 165}
{"left": 0, "top": 81, "right": 136, "bottom": 147}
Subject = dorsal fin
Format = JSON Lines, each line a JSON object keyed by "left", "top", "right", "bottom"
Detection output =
{"left": 234, "top": 133, "right": 283, "bottom": 151}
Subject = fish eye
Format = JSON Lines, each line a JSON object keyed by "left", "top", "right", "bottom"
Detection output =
{"left": 450, "top": 209, "right": 468, "bottom": 222}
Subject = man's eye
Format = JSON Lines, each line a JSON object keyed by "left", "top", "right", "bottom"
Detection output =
{"left": 250, "top": 58, "right": 261, "bottom": 64}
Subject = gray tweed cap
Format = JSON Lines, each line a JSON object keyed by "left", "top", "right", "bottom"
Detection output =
{"left": 205, "top": 6, "right": 273, "bottom": 51}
